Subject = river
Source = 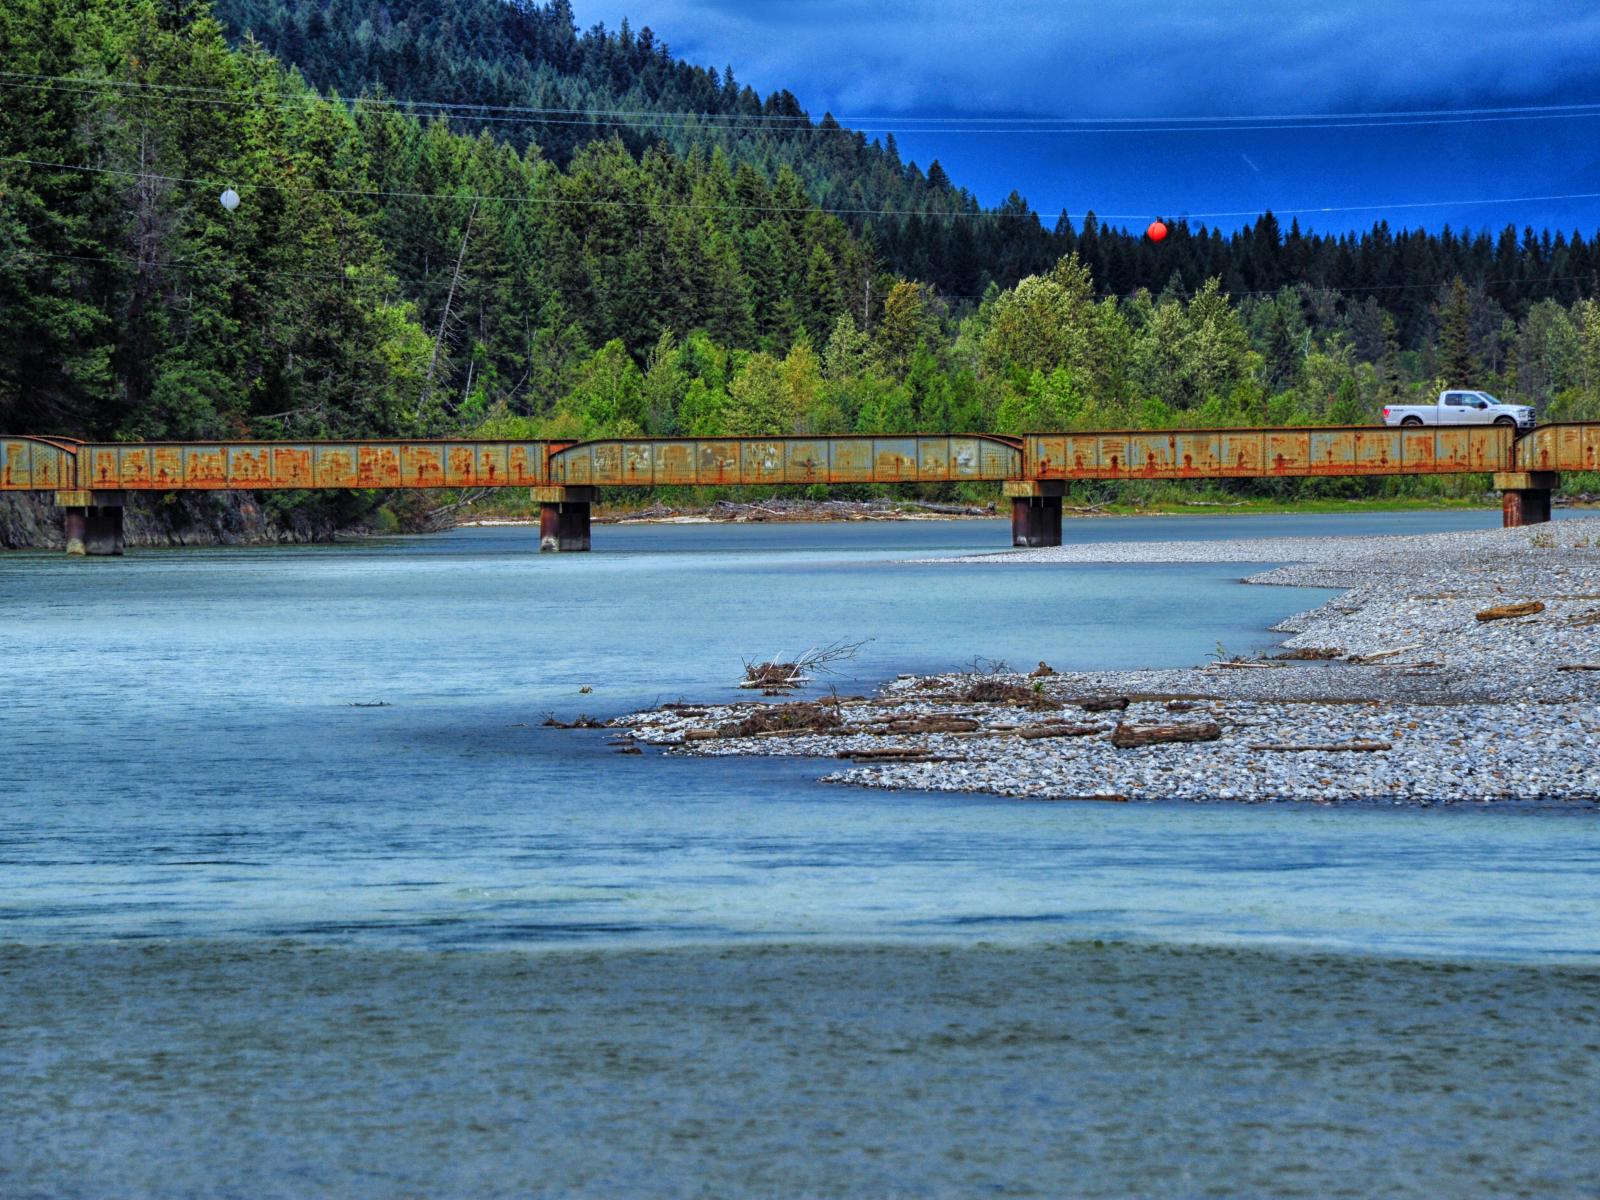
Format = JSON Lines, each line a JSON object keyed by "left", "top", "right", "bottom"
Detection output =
{"left": 3, "top": 510, "right": 1597, "bottom": 1197}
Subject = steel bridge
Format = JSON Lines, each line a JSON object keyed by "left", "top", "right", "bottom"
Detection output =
{"left": 3, "top": 423, "right": 1591, "bottom": 554}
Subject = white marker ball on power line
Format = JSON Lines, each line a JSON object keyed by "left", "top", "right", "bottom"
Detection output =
{"left": 220, "top": 188, "right": 240, "bottom": 211}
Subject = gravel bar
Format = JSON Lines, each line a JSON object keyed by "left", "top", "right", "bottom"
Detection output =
{"left": 612, "top": 519, "right": 1600, "bottom": 805}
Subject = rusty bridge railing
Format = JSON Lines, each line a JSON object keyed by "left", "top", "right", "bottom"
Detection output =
{"left": 4, "top": 424, "right": 1597, "bottom": 493}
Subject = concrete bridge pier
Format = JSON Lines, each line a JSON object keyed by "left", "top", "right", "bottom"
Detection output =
{"left": 1004, "top": 480, "right": 1065, "bottom": 548}
{"left": 55, "top": 490, "right": 126, "bottom": 556}
{"left": 533, "top": 486, "right": 595, "bottom": 552}
{"left": 1494, "top": 472, "right": 1558, "bottom": 527}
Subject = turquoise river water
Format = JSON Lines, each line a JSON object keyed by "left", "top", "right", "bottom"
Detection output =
{"left": 2, "top": 510, "right": 1597, "bottom": 1197}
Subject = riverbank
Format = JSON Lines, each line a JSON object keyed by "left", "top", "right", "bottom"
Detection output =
{"left": 459, "top": 493, "right": 1548, "bottom": 529}
{"left": 7, "top": 488, "right": 1592, "bottom": 549}
{"left": 613, "top": 518, "right": 1600, "bottom": 805}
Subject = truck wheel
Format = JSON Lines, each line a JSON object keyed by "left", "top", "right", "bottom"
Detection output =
{"left": 1494, "top": 416, "right": 1516, "bottom": 427}
{"left": 1401, "top": 416, "right": 1423, "bottom": 426}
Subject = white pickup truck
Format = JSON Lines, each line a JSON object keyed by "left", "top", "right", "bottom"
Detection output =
{"left": 1382, "top": 390, "right": 1534, "bottom": 430}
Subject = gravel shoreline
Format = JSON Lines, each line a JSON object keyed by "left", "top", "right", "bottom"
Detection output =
{"left": 612, "top": 519, "right": 1600, "bottom": 806}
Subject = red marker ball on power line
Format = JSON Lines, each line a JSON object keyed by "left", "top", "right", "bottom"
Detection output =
{"left": 1147, "top": 220, "right": 1168, "bottom": 243}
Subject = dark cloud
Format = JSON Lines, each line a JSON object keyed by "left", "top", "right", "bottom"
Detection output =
{"left": 582, "top": 1, "right": 1600, "bottom": 116}
{"left": 573, "top": 1, "right": 1600, "bottom": 232}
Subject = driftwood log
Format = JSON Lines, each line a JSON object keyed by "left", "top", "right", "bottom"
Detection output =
{"left": 1015, "top": 722, "right": 1108, "bottom": 740}
{"left": 1247, "top": 740, "right": 1392, "bottom": 752}
{"left": 1110, "top": 721, "right": 1223, "bottom": 748}
{"left": 1274, "top": 647, "right": 1345, "bottom": 661}
{"left": 1079, "top": 696, "right": 1131, "bottom": 713}
{"left": 839, "top": 745, "right": 933, "bottom": 760}
{"left": 1476, "top": 601, "right": 1545, "bottom": 622}
{"left": 1346, "top": 643, "right": 1422, "bottom": 664}
{"left": 861, "top": 716, "right": 982, "bottom": 735}
{"left": 836, "top": 746, "right": 966, "bottom": 764}
{"left": 1036, "top": 793, "right": 1131, "bottom": 803}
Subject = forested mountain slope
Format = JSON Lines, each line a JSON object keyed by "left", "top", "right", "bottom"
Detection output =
{"left": 212, "top": 0, "right": 1047, "bottom": 297}
{"left": 216, "top": 0, "right": 1600, "bottom": 341}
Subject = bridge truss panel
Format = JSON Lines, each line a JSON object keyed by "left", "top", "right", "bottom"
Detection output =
{"left": 1516, "top": 423, "right": 1600, "bottom": 473}
{"left": 1025, "top": 425, "right": 1514, "bottom": 480}
{"left": 71, "top": 441, "right": 555, "bottom": 490}
{"left": 0, "top": 437, "right": 78, "bottom": 490}
{"left": 547, "top": 435, "right": 1022, "bottom": 487}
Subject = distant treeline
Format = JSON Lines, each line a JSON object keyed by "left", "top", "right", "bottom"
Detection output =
{"left": 4, "top": 0, "right": 1600, "bottom": 511}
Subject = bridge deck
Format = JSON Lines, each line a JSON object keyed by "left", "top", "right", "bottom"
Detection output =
{"left": 2, "top": 424, "right": 1595, "bottom": 492}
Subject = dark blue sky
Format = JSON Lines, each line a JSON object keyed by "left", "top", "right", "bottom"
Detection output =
{"left": 574, "top": 0, "right": 1600, "bottom": 237}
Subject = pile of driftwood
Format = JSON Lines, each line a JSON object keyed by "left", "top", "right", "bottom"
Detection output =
{"left": 543, "top": 713, "right": 604, "bottom": 729}
{"left": 740, "top": 638, "right": 868, "bottom": 692}
{"left": 963, "top": 678, "right": 1057, "bottom": 707}
{"left": 695, "top": 701, "right": 846, "bottom": 740}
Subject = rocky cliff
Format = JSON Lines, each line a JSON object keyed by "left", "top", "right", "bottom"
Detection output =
{"left": 0, "top": 491, "right": 383, "bottom": 550}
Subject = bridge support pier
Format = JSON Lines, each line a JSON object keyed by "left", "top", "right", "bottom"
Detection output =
{"left": 1494, "top": 472, "right": 1558, "bottom": 528}
{"left": 533, "top": 486, "right": 595, "bottom": 552}
{"left": 1004, "top": 481, "right": 1065, "bottom": 548}
{"left": 55, "top": 490, "right": 125, "bottom": 556}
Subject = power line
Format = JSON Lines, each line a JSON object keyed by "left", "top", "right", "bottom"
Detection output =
{"left": 7, "top": 153, "right": 1600, "bottom": 227}
{"left": 9, "top": 71, "right": 1600, "bottom": 235}
{"left": 8, "top": 72, "right": 1600, "bottom": 136}
{"left": 9, "top": 69, "right": 1600, "bottom": 128}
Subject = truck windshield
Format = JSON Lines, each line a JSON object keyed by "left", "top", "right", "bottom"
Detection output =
{"left": 1475, "top": 393, "right": 1499, "bottom": 404}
